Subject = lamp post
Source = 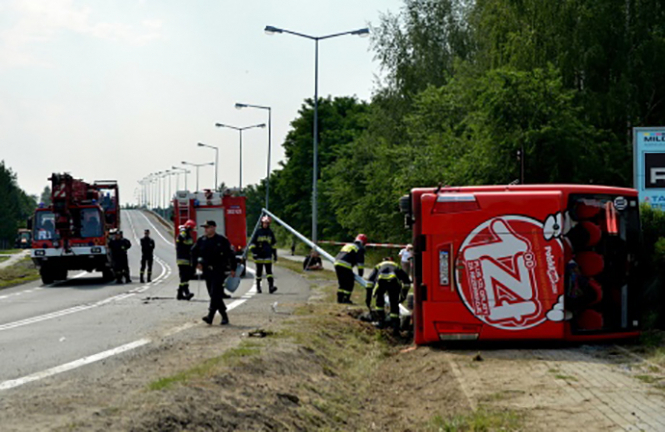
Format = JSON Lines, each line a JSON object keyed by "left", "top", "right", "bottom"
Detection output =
{"left": 182, "top": 161, "right": 214, "bottom": 193}
{"left": 264, "top": 25, "right": 369, "bottom": 243}
{"left": 171, "top": 166, "right": 190, "bottom": 191}
{"left": 235, "top": 102, "right": 272, "bottom": 209}
{"left": 197, "top": 142, "right": 219, "bottom": 190}
{"left": 214, "top": 123, "right": 266, "bottom": 191}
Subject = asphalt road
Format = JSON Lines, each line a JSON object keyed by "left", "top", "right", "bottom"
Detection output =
{"left": 0, "top": 209, "right": 306, "bottom": 391}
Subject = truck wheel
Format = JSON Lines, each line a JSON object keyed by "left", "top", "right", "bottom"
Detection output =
{"left": 55, "top": 269, "right": 68, "bottom": 281}
{"left": 40, "top": 268, "right": 54, "bottom": 285}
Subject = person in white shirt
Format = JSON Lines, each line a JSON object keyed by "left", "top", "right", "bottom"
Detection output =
{"left": 398, "top": 244, "right": 413, "bottom": 276}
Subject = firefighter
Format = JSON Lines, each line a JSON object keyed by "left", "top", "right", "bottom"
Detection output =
{"left": 175, "top": 220, "right": 196, "bottom": 300}
{"left": 109, "top": 229, "right": 132, "bottom": 284}
{"left": 249, "top": 216, "right": 278, "bottom": 294}
{"left": 191, "top": 220, "right": 237, "bottom": 325}
{"left": 366, "top": 257, "right": 411, "bottom": 335}
{"left": 140, "top": 229, "right": 155, "bottom": 283}
{"left": 334, "top": 234, "right": 367, "bottom": 304}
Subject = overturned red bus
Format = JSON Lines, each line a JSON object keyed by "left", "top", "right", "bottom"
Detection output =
{"left": 399, "top": 185, "right": 642, "bottom": 344}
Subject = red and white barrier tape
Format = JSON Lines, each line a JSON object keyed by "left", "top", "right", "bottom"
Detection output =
{"left": 317, "top": 240, "right": 407, "bottom": 249}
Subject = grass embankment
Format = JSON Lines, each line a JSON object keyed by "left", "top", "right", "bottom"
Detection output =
{"left": 0, "top": 249, "right": 23, "bottom": 255}
{"left": 134, "top": 263, "right": 524, "bottom": 431}
{"left": 0, "top": 257, "right": 39, "bottom": 290}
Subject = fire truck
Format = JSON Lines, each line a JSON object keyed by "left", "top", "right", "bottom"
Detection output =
{"left": 400, "top": 184, "right": 643, "bottom": 344}
{"left": 30, "top": 173, "right": 120, "bottom": 284}
{"left": 172, "top": 189, "right": 247, "bottom": 261}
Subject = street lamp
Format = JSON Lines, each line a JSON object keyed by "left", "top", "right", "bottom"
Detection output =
{"left": 264, "top": 25, "right": 369, "bottom": 243}
{"left": 182, "top": 161, "right": 214, "bottom": 193}
{"left": 197, "top": 142, "right": 219, "bottom": 191}
{"left": 235, "top": 102, "right": 272, "bottom": 209}
{"left": 214, "top": 122, "right": 266, "bottom": 190}
{"left": 171, "top": 166, "right": 190, "bottom": 191}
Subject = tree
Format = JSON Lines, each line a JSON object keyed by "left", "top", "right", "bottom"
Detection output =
{"left": 0, "top": 161, "right": 35, "bottom": 246}
{"left": 40, "top": 186, "right": 52, "bottom": 206}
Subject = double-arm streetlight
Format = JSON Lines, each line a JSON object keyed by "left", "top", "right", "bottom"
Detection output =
{"left": 235, "top": 103, "right": 272, "bottom": 209}
{"left": 197, "top": 142, "right": 219, "bottom": 190}
{"left": 214, "top": 123, "right": 265, "bottom": 190}
{"left": 264, "top": 25, "right": 369, "bottom": 243}
{"left": 182, "top": 161, "right": 214, "bottom": 193}
{"left": 171, "top": 166, "right": 190, "bottom": 191}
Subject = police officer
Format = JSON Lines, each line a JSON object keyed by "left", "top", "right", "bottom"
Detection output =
{"left": 175, "top": 220, "right": 196, "bottom": 300}
{"left": 366, "top": 257, "right": 411, "bottom": 335}
{"left": 334, "top": 234, "right": 367, "bottom": 304}
{"left": 191, "top": 220, "right": 237, "bottom": 325}
{"left": 249, "top": 215, "right": 278, "bottom": 294}
{"left": 109, "top": 229, "right": 132, "bottom": 284}
{"left": 140, "top": 229, "right": 155, "bottom": 283}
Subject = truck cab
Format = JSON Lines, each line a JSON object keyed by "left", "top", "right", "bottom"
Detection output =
{"left": 401, "top": 185, "right": 642, "bottom": 344}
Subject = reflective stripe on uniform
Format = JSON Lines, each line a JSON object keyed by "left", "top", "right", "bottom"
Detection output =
{"left": 255, "top": 259, "right": 273, "bottom": 264}
{"left": 177, "top": 259, "right": 190, "bottom": 265}
{"left": 390, "top": 313, "right": 400, "bottom": 318}
{"left": 334, "top": 260, "right": 353, "bottom": 269}
{"left": 378, "top": 274, "right": 397, "bottom": 280}
{"left": 338, "top": 289, "right": 352, "bottom": 295}
{"left": 340, "top": 244, "right": 359, "bottom": 253}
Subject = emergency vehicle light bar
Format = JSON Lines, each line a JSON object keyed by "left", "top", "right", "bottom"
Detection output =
{"left": 434, "top": 193, "right": 479, "bottom": 213}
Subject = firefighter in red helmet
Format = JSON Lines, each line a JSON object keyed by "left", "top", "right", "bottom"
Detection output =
{"left": 249, "top": 215, "right": 278, "bottom": 294}
{"left": 175, "top": 219, "right": 196, "bottom": 300}
{"left": 334, "top": 234, "right": 367, "bottom": 304}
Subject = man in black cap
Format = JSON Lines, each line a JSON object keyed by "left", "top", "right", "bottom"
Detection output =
{"left": 191, "top": 220, "right": 237, "bottom": 325}
{"left": 139, "top": 229, "right": 155, "bottom": 283}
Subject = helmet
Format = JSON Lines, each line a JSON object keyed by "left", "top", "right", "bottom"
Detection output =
{"left": 355, "top": 234, "right": 368, "bottom": 245}
{"left": 184, "top": 219, "right": 196, "bottom": 229}
{"left": 109, "top": 228, "right": 118, "bottom": 235}
{"left": 261, "top": 216, "right": 271, "bottom": 225}
{"left": 178, "top": 225, "right": 185, "bottom": 231}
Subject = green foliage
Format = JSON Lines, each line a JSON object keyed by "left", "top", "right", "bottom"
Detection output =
{"left": 246, "top": 0, "right": 665, "bottom": 250}
{"left": 0, "top": 162, "right": 36, "bottom": 246}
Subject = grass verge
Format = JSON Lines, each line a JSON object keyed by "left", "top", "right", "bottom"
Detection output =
{"left": 0, "top": 257, "right": 39, "bottom": 290}
{"left": 428, "top": 408, "right": 524, "bottom": 432}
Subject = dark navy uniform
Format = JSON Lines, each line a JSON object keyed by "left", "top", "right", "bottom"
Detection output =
{"left": 175, "top": 229, "right": 195, "bottom": 300}
{"left": 139, "top": 235, "right": 155, "bottom": 283}
{"left": 367, "top": 260, "right": 411, "bottom": 334}
{"left": 334, "top": 241, "right": 365, "bottom": 304}
{"left": 109, "top": 236, "right": 131, "bottom": 283}
{"left": 191, "top": 232, "right": 237, "bottom": 323}
{"left": 249, "top": 226, "right": 277, "bottom": 293}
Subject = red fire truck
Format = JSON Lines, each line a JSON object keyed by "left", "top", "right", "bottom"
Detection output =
{"left": 31, "top": 173, "right": 120, "bottom": 284}
{"left": 172, "top": 189, "right": 247, "bottom": 259}
{"left": 400, "top": 184, "right": 642, "bottom": 344}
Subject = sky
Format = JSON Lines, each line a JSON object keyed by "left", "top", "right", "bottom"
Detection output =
{"left": 0, "top": 0, "right": 402, "bottom": 205}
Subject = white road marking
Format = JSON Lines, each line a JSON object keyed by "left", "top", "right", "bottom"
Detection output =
{"left": 138, "top": 210, "right": 173, "bottom": 245}
{"left": 0, "top": 338, "right": 151, "bottom": 391}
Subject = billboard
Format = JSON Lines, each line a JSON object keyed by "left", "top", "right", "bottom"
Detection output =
{"left": 633, "top": 127, "right": 665, "bottom": 210}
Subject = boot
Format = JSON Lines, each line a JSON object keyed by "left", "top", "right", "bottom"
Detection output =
{"left": 147, "top": 273, "right": 152, "bottom": 283}
{"left": 342, "top": 294, "right": 354, "bottom": 305}
{"left": 220, "top": 311, "right": 229, "bottom": 325}
{"left": 391, "top": 318, "right": 401, "bottom": 336}
{"left": 176, "top": 287, "right": 185, "bottom": 300}
{"left": 184, "top": 290, "right": 194, "bottom": 301}
{"left": 222, "top": 292, "right": 232, "bottom": 299}
{"left": 140, "top": 274, "right": 144, "bottom": 284}
{"left": 269, "top": 281, "right": 277, "bottom": 294}
{"left": 256, "top": 280, "right": 262, "bottom": 294}
{"left": 337, "top": 292, "right": 345, "bottom": 304}
{"left": 202, "top": 310, "right": 215, "bottom": 325}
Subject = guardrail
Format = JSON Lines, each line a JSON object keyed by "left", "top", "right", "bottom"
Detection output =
{"left": 142, "top": 208, "right": 173, "bottom": 235}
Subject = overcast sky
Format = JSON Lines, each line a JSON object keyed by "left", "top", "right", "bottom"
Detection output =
{"left": 0, "top": 0, "right": 401, "bottom": 204}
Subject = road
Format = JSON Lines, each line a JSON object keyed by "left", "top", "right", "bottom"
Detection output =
{"left": 0, "top": 209, "right": 306, "bottom": 392}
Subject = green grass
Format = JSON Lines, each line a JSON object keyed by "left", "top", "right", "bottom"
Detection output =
{"left": 635, "top": 374, "right": 660, "bottom": 384}
{"left": 428, "top": 408, "right": 524, "bottom": 432}
{"left": 0, "top": 249, "right": 23, "bottom": 255}
{"left": 554, "top": 374, "right": 578, "bottom": 382}
{"left": 148, "top": 341, "right": 262, "bottom": 391}
{"left": 0, "top": 257, "right": 9, "bottom": 263}
{"left": 0, "top": 257, "right": 40, "bottom": 290}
